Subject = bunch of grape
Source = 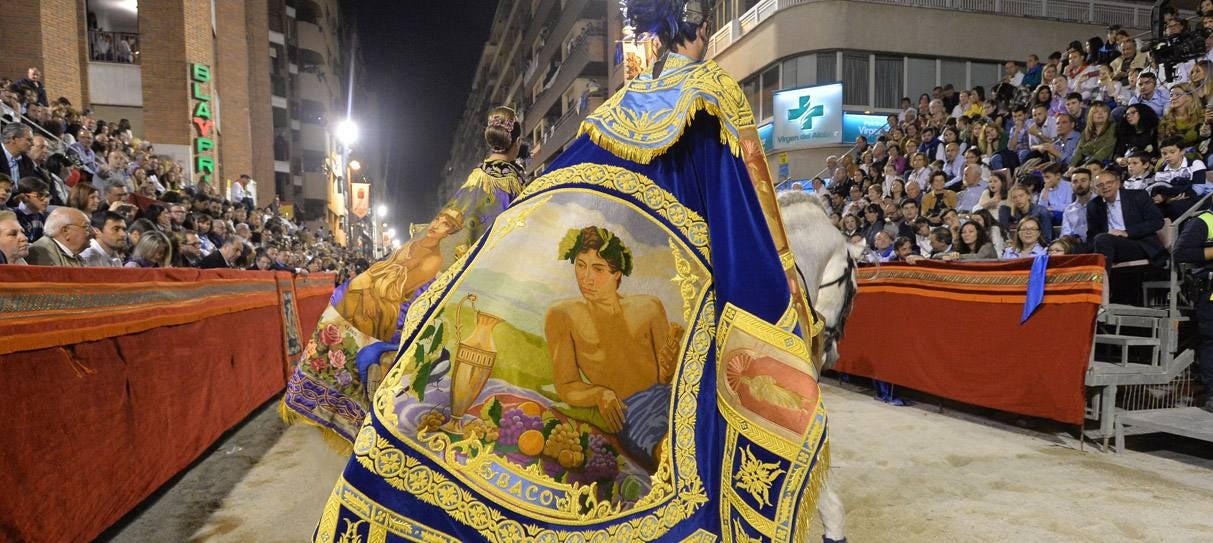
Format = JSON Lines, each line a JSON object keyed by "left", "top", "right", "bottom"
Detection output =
{"left": 419, "top": 410, "right": 447, "bottom": 432}
{"left": 497, "top": 407, "right": 543, "bottom": 446}
{"left": 581, "top": 434, "right": 618, "bottom": 482}
{"left": 463, "top": 419, "right": 499, "bottom": 442}
{"left": 543, "top": 422, "right": 585, "bottom": 469}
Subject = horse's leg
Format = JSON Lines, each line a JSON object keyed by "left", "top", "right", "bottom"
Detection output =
{"left": 817, "top": 478, "right": 847, "bottom": 543}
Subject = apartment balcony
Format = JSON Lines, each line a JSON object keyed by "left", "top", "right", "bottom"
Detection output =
{"left": 300, "top": 122, "right": 327, "bottom": 153}
{"left": 524, "top": 31, "right": 607, "bottom": 134}
{"left": 532, "top": 95, "right": 604, "bottom": 167}
{"left": 522, "top": 0, "right": 599, "bottom": 91}
{"left": 302, "top": 171, "right": 327, "bottom": 200}
{"left": 296, "top": 21, "right": 328, "bottom": 58}
{"left": 297, "top": 69, "right": 330, "bottom": 103}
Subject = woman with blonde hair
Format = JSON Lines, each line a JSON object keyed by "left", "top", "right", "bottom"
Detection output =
{"left": 124, "top": 230, "right": 172, "bottom": 268}
{"left": 1160, "top": 82, "right": 1205, "bottom": 147}
{"left": 1073, "top": 102, "right": 1115, "bottom": 164}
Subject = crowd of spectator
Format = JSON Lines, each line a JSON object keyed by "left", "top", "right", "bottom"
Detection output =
{"left": 799, "top": 5, "right": 1213, "bottom": 278}
{"left": 0, "top": 67, "right": 368, "bottom": 282}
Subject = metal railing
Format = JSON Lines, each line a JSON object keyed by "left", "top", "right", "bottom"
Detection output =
{"left": 708, "top": 0, "right": 1160, "bottom": 59}
{"left": 773, "top": 120, "right": 891, "bottom": 189}
{"left": 89, "top": 30, "right": 140, "bottom": 64}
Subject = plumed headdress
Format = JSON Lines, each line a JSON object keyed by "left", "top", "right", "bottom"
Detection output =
{"left": 620, "top": 0, "right": 712, "bottom": 46}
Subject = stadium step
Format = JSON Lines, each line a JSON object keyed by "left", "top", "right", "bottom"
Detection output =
{"left": 1094, "top": 334, "right": 1160, "bottom": 347}
{"left": 1118, "top": 407, "right": 1213, "bottom": 444}
{"left": 1085, "top": 361, "right": 1171, "bottom": 386}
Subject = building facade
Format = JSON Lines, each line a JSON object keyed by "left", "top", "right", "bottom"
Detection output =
{"left": 438, "top": 0, "right": 614, "bottom": 201}
{"left": 0, "top": 0, "right": 374, "bottom": 234}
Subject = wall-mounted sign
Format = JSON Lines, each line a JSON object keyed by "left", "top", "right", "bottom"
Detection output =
{"left": 771, "top": 82, "right": 843, "bottom": 150}
{"left": 190, "top": 63, "right": 215, "bottom": 187}
{"left": 842, "top": 112, "right": 890, "bottom": 144}
{"left": 757, "top": 121, "right": 774, "bottom": 152}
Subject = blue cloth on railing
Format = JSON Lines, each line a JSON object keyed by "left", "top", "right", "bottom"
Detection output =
{"left": 1021, "top": 253, "right": 1049, "bottom": 324}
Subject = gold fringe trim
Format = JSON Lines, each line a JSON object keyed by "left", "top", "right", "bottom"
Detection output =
{"left": 790, "top": 436, "right": 831, "bottom": 543}
{"left": 577, "top": 95, "right": 746, "bottom": 165}
{"left": 279, "top": 399, "right": 355, "bottom": 457}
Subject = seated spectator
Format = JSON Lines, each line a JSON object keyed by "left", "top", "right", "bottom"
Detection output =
{"left": 1073, "top": 102, "right": 1116, "bottom": 165}
{"left": 1061, "top": 168, "right": 1095, "bottom": 249}
{"left": 1049, "top": 236, "right": 1080, "bottom": 255}
{"left": 904, "top": 179, "right": 923, "bottom": 206}
{"left": 1002, "top": 183, "right": 1054, "bottom": 243}
{"left": 943, "top": 221, "right": 997, "bottom": 261}
{"left": 912, "top": 217, "right": 932, "bottom": 256}
{"left": 125, "top": 230, "right": 172, "bottom": 268}
{"left": 1159, "top": 82, "right": 1204, "bottom": 148}
{"left": 973, "top": 169, "right": 1009, "bottom": 214}
{"left": 861, "top": 203, "right": 889, "bottom": 247}
{"left": 126, "top": 218, "right": 157, "bottom": 248}
{"left": 0, "top": 175, "right": 12, "bottom": 211}
{"left": 1150, "top": 136, "right": 1206, "bottom": 219}
{"left": 13, "top": 176, "right": 50, "bottom": 241}
{"left": 1029, "top": 113, "right": 1081, "bottom": 167}
{"left": 922, "top": 172, "right": 956, "bottom": 225}
{"left": 1087, "top": 169, "right": 1166, "bottom": 273}
{"left": 1124, "top": 151, "right": 1156, "bottom": 189}
{"left": 839, "top": 214, "right": 860, "bottom": 239}
{"left": 0, "top": 210, "right": 30, "bottom": 264}
{"left": 1114, "top": 103, "right": 1160, "bottom": 159}
{"left": 906, "top": 226, "right": 954, "bottom": 264}
{"left": 892, "top": 236, "right": 915, "bottom": 261}
{"left": 251, "top": 248, "right": 274, "bottom": 270}
{"left": 1002, "top": 216, "right": 1048, "bottom": 259}
{"left": 1091, "top": 64, "right": 1131, "bottom": 105}
{"left": 969, "top": 208, "right": 1007, "bottom": 255}
{"left": 866, "top": 230, "right": 896, "bottom": 263}
{"left": 1128, "top": 72, "right": 1169, "bottom": 118}
{"left": 199, "top": 235, "right": 246, "bottom": 269}
{"left": 67, "top": 182, "right": 101, "bottom": 216}
{"left": 956, "top": 164, "right": 989, "bottom": 211}
{"left": 1038, "top": 163, "right": 1074, "bottom": 225}
{"left": 1064, "top": 92, "right": 1089, "bottom": 132}
{"left": 941, "top": 141, "right": 966, "bottom": 185}
{"left": 26, "top": 207, "right": 90, "bottom": 267}
{"left": 79, "top": 211, "right": 127, "bottom": 267}
{"left": 177, "top": 230, "right": 203, "bottom": 267}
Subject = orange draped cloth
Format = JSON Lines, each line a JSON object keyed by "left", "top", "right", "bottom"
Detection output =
{"left": 834, "top": 255, "right": 1104, "bottom": 424}
{"left": 0, "top": 266, "right": 333, "bottom": 542}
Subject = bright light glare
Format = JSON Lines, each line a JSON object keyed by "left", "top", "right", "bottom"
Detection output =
{"left": 335, "top": 119, "right": 359, "bottom": 146}
{"left": 349, "top": 160, "right": 362, "bottom": 171}
{"left": 376, "top": 204, "right": 388, "bottom": 218}
{"left": 387, "top": 228, "right": 397, "bottom": 239}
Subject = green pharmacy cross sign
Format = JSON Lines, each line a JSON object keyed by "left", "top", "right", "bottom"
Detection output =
{"left": 787, "top": 96, "right": 824, "bottom": 131}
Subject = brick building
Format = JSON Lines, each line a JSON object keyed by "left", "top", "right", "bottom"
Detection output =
{"left": 0, "top": 0, "right": 370, "bottom": 229}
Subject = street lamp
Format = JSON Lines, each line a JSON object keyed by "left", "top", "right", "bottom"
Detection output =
{"left": 349, "top": 160, "right": 362, "bottom": 172}
{"left": 387, "top": 227, "right": 397, "bottom": 239}
{"left": 336, "top": 119, "right": 360, "bottom": 147}
{"left": 376, "top": 204, "right": 388, "bottom": 218}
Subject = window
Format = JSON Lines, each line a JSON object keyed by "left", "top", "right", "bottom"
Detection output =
{"left": 906, "top": 57, "right": 936, "bottom": 104}
{"left": 817, "top": 52, "right": 836, "bottom": 83}
{"left": 759, "top": 65, "right": 780, "bottom": 120}
{"left": 874, "top": 56, "right": 903, "bottom": 109}
{"left": 842, "top": 53, "right": 869, "bottom": 106}
{"left": 782, "top": 55, "right": 816, "bottom": 88}
{"left": 940, "top": 59, "right": 967, "bottom": 90}
{"left": 970, "top": 62, "right": 1001, "bottom": 90}
{"left": 742, "top": 76, "right": 759, "bottom": 119}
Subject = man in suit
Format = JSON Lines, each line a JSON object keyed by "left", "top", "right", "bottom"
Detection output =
{"left": 199, "top": 235, "right": 245, "bottom": 269}
{"left": 27, "top": 207, "right": 91, "bottom": 267}
{"left": 1, "top": 123, "right": 37, "bottom": 183}
{"left": 1086, "top": 169, "right": 1165, "bottom": 273}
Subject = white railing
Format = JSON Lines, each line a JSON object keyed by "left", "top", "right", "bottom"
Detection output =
{"left": 708, "top": 0, "right": 1161, "bottom": 59}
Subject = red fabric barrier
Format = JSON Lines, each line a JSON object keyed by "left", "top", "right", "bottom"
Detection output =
{"left": 0, "top": 267, "right": 334, "bottom": 543}
{"left": 834, "top": 255, "right": 1104, "bottom": 424}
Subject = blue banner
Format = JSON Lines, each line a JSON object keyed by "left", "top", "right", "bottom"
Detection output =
{"left": 842, "top": 112, "right": 889, "bottom": 144}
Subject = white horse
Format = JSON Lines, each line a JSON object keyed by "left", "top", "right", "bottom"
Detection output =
{"left": 779, "top": 190, "right": 859, "bottom": 543}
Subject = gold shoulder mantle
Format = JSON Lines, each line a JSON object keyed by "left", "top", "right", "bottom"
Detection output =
{"left": 578, "top": 58, "right": 755, "bottom": 164}
{"left": 461, "top": 159, "right": 524, "bottom": 196}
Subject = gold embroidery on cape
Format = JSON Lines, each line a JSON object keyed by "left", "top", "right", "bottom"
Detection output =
{"left": 330, "top": 475, "right": 461, "bottom": 543}
{"left": 669, "top": 239, "right": 704, "bottom": 324}
{"left": 461, "top": 162, "right": 524, "bottom": 196}
{"left": 578, "top": 60, "right": 754, "bottom": 164}
{"left": 352, "top": 164, "right": 717, "bottom": 541}
{"left": 736, "top": 445, "right": 785, "bottom": 508}
{"left": 680, "top": 528, "right": 720, "bottom": 543}
{"left": 483, "top": 194, "right": 552, "bottom": 251}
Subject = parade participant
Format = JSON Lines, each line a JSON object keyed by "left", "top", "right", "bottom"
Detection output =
{"left": 311, "top": 1, "right": 828, "bottom": 541}
{"left": 282, "top": 106, "right": 526, "bottom": 444}
{"left": 1172, "top": 209, "right": 1213, "bottom": 413}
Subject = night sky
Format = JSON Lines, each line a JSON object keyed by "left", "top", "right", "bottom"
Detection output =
{"left": 349, "top": 1, "right": 498, "bottom": 229}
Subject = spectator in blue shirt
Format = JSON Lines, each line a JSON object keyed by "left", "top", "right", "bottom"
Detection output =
{"left": 1029, "top": 113, "right": 1081, "bottom": 167}
{"left": 1039, "top": 163, "right": 1074, "bottom": 225}
{"left": 1128, "top": 72, "right": 1170, "bottom": 117}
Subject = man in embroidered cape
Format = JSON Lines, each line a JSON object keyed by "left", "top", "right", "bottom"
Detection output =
{"left": 313, "top": 2, "right": 828, "bottom": 541}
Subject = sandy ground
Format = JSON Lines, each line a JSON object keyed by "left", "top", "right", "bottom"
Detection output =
{"left": 115, "top": 385, "right": 1213, "bottom": 542}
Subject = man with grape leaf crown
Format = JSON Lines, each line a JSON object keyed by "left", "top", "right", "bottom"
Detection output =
{"left": 313, "top": 1, "right": 828, "bottom": 541}
{"left": 545, "top": 226, "right": 682, "bottom": 470}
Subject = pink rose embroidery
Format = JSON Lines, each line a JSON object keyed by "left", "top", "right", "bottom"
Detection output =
{"left": 308, "top": 354, "right": 327, "bottom": 373}
{"left": 328, "top": 349, "right": 347, "bottom": 369}
{"left": 320, "top": 324, "right": 342, "bottom": 346}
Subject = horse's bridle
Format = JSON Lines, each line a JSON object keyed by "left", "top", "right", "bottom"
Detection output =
{"left": 798, "top": 251, "right": 857, "bottom": 343}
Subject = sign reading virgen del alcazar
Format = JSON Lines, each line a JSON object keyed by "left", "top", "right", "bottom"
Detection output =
{"left": 190, "top": 63, "right": 215, "bottom": 187}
